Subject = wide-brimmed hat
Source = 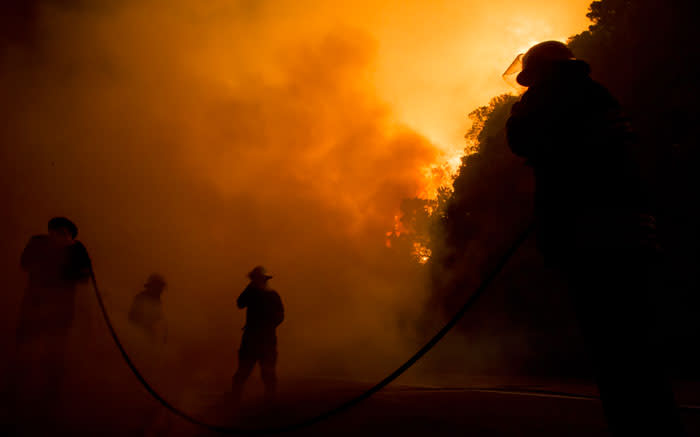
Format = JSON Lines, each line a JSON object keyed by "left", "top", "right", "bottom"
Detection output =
{"left": 248, "top": 266, "right": 273, "bottom": 280}
{"left": 517, "top": 40, "right": 575, "bottom": 87}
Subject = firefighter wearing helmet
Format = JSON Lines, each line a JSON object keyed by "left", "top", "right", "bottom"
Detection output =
{"left": 506, "top": 41, "right": 684, "bottom": 435}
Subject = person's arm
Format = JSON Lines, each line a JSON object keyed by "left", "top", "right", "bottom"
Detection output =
{"left": 154, "top": 310, "right": 168, "bottom": 344}
{"left": 237, "top": 284, "right": 254, "bottom": 309}
{"left": 20, "top": 236, "right": 42, "bottom": 272}
{"left": 506, "top": 96, "right": 543, "bottom": 160}
{"left": 69, "top": 241, "right": 92, "bottom": 282}
{"left": 506, "top": 88, "right": 561, "bottom": 162}
{"left": 273, "top": 293, "right": 284, "bottom": 327}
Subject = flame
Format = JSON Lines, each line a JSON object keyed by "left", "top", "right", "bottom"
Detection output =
{"left": 412, "top": 241, "right": 432, "bottom": 264}
{"left": 385, "top": 214, "right": 402, "bottom": 248}
{"left": 416, "top": 146, "right": 464, "bottom": 199}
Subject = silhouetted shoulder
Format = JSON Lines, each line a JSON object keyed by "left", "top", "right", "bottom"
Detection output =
{"left": 588, "top": 79, "right": 619, "bottom": 107}
{"left": 20, "top": 234, "right": 49, "bottom": 270}
{"left": 237, "top": 283, "right": 256, "bottom": 308}
{"left": 27, "top": 234, "right": 49, "bottom": 243}
{"left": 267, "top": 289, "right": 282, "bottom": 303}
{"left": 266, "top": 290, "right": 284, "bottom": 326}
{"left": 23, "top": 234, "right": 49, "bottom": 249}
{"left": 70, "top": 240, "right": 91, "bottom": 261}
{"left": 506, "top": 61, "right": 626, "bottom": 165}
{"left": 66, "top": 241, "right": 92, "bottom": 280}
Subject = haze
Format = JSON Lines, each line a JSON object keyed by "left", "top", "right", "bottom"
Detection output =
{"left": 1, "top": 0, "right": 591, "bottom": 383}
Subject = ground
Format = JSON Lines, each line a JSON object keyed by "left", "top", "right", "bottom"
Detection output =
{"left": 5, "top": 373, "right": 700, "bottom": 436}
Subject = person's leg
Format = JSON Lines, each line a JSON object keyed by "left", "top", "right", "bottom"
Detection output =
{"left": 44, "top": 333, "right": 68, "bottom": 410}
{"left": 231, "top": 354, "right": 256, "bottom": 403}
{"left": 605, "top": 272, "right": 684, "bottom": 436}
{"left": 572, "top": 259, "right": 684, "bottom": 436}
{"left": 260, "top": 347, "right": 278, "bottom": 404}
{"left": 13, "top": 335, "right": 52, "bottom": 436}
{"left": 10, "top": 337, "right": 35, "bottom": 436}
{"left": 591, "top": 310, "right": 682, "bottom": 436}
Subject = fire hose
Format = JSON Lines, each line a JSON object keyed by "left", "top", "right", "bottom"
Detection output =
{"left": 89, "top": 223, "right": 534, "bottom": 434}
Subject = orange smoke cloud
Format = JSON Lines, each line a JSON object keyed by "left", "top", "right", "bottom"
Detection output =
{"left": 0, "top": 0, "right": 595, "bottom": 381}
{"left": 0, "top": 1, "right": 441, "bottom": 379}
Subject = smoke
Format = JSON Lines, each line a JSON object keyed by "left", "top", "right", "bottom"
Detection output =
{"left": 0, "top": 2, "right": 600, "bottom": 402}
{"left": 0, "top": 0, "right": 444, "bottom": 387}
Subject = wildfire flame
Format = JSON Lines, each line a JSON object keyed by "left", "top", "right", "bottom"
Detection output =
{"left": 386, "top": 149, "right": 460, "bottom": 262}
{"left": 413, "top": 241, "right": 432, "bottom": 264}
{"left": 385, "top": 214, "right": 402, "bottom": 248}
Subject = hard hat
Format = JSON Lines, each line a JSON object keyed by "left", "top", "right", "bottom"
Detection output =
{"left": 48, "top": 216, "right": 78, "bottom": 238}
{"left": 517, "top": 41, "right": 575, "bottom": 87}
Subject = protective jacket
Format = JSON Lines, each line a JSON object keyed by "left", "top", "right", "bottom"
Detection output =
{"left": 506, "top": 59, "right": 641, "bottom": 263}
{"left": 17, "top": 235, "right": 91, "bottom": 340}
{"left": 129, "top": 291, "right": 164, "bottom": 339}
{"left": 237, "top": 284, "right": 284, "bottom": 359}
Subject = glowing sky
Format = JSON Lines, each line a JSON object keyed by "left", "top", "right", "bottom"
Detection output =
{"left": 192, "top": 0, "right": 593, "bottom": 159}
{"left": 365, "top": 0, "right": 593, "bottom": 150}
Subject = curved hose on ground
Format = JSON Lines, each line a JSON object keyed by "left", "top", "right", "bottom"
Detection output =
{"left": 89, "top": 223, "right": 534, "bottom": 434}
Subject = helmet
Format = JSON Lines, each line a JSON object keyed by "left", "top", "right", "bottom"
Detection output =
{"left": 517, "top": 41, "right": 575, "bottom": 87}
{"left": 48, "top": 216, "right": 78, "bottom": 238}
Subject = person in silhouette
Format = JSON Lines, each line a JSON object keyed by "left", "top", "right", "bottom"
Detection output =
{"left": 506, "top": 41, "right": 683, "bottom": 435}
{"left": 231, "top": 266, "right": 284, "bottom": 403}
{"left": 13, "top": 217, "right": 92, "bottom": 430}
{"left": 129, "top": 273, "right": 168, "bottom": 344}
{"left": 128, "top": 274, "right": 170, "bottom": 436}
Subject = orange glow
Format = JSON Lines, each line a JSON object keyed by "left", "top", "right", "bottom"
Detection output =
{"left": 413, "top": 242, "right": 432, "bottom": 264}
{"left": 156, "top": 0, "right": 593, "bottom": 204}
{"left": 0, "top": 0, "right": 596, "bottom": 376}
